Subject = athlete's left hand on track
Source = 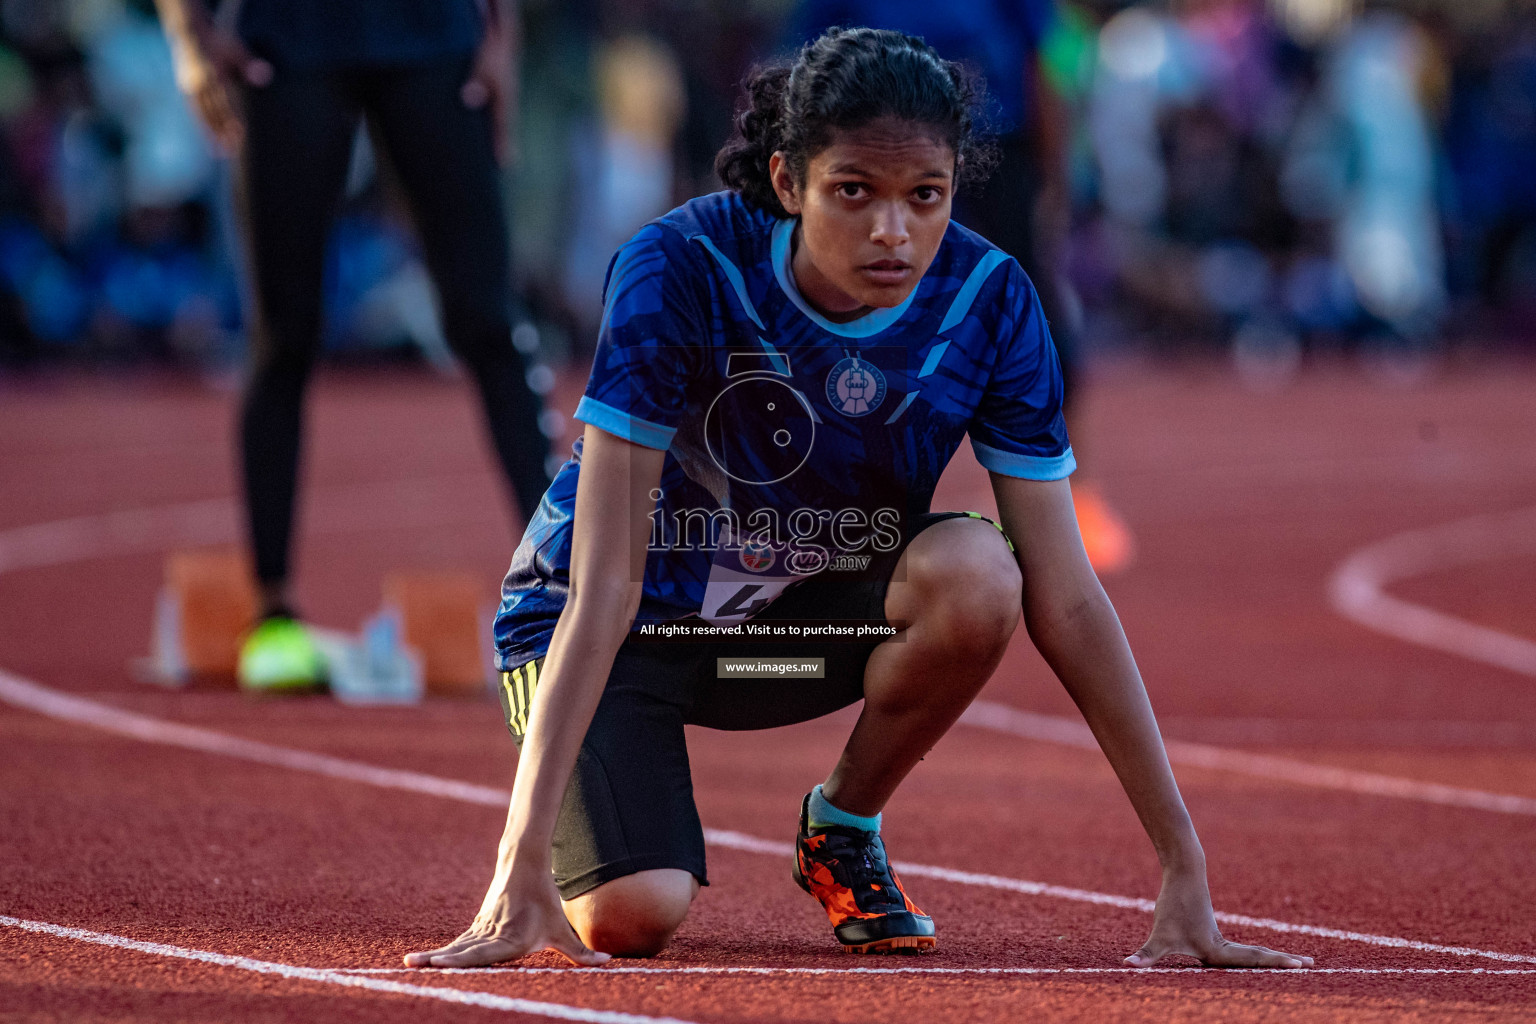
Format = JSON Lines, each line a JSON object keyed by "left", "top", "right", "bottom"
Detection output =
{"left": 1124, "top": 869, "right": 1314, "bottom": 969}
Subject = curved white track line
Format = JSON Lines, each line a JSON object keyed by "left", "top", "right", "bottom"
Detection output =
{"left": 1330, "top": 505, "right": 1536, "bottom": 677}
{"left": 2, "top": 670, "right": 1532, "bottom": 966}
{"left": 0, "top": 915, "right": 698, "bottom": 1024}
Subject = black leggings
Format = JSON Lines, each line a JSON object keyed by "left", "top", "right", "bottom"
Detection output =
{"left": 235, "top": 56, "right": 549, "bottom": 586}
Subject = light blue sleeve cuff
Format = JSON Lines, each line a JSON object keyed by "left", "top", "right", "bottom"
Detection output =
{"left": 970, "top": 438, "right": 1077, "bottom": 480}
{"left": 574, "top": 396, "right": 676, "bottom": 451}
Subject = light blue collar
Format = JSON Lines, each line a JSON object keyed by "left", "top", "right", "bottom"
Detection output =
{"left": 770, "top": 218, "right": 921, "bottom": 339}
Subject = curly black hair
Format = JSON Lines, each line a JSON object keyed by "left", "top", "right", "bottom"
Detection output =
{"left": 715, "top": 27, "right": 996, "bottom": 218}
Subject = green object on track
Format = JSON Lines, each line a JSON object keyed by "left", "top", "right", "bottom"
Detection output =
{"left": 238, "top": 616, "right": 326, "bottom": 693}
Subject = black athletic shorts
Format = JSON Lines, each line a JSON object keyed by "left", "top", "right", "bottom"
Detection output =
{"left": 496, "top": 510, "right": 1012, "bottom": 899}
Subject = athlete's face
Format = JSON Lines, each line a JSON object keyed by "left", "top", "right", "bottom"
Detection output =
{"left": 770, "top": 120, "right": 954, "bottom": 322}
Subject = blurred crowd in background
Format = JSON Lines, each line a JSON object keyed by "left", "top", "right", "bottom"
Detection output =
{"left": 0, "top": 0, "right": 1531, "bottom": 371}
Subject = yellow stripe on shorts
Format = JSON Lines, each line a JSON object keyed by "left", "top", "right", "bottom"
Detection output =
{"left": 501, "top": 659, "right": 541, "bottom": 736}
{"left": 501, "top": 665, "right": 523, "bottom": 736}
{"left": 519, "top": 660, "right": 538, "bottom": 734}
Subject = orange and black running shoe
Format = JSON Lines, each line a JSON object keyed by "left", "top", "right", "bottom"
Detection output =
{"left": 792, "top": 793, "right": 936, "bottom": 953}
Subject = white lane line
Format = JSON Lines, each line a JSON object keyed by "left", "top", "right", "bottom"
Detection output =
{"left": 703, "top": 829, "right": 1536, "bottom": 965}
{"left": 338, "top": 966, "right": 1536, "bottom": 977}
{"left": 0, "top": 669, "right": 508, "bottom": 807}
{"left": 6, "top": 497, "right": 1529, "bottom": 816}
{"left": 3, "top": 670, "right": 1532, "bottom": 966}
{"left": 4, "top": 502, "right": 1532, "bottom": 819}
{"left": 0, "top": 915, "right": 700, "bottom": 1024}
{"left": 0, "top": 498, "right": 235, "bottom": 575}
{"left": 0, "top": 474, "right": 502, "bottom": 575}
{"left": 1135, "top": 717, "right": 1536, "bottom": 749}
{"left": 1330, "top": 505, "right": 1536, "bottom": 678}
{"left": 81, "top": 692, "right": 1536, "bottom": 749}
{"left": 960, "top": 701, "right": 1536, "bottom": 816}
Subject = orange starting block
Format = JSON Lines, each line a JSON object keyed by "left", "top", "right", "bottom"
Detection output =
{"left": 382, "top": 570, "right": 495, "bottom": 697}
{"left": 145, "top": 551, "right": 495, "bottom": 699}
{"left": 149, "top": 549, "right": 257, "bottom": 683}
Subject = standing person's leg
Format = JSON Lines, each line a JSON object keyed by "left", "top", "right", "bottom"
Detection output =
{"left": 364, "top": 58, "right": 551, "bottom": 528}
{"left": 236, "top": 66, "right": 359, "bottom": 621}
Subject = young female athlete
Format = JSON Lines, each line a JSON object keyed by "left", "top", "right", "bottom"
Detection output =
{"left": 407, "top": 27, "right": 1313, "bottom": 970}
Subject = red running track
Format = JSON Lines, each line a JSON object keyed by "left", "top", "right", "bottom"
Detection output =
{"left": 2, "top": 360, "right": 1535, "bottom": 1022}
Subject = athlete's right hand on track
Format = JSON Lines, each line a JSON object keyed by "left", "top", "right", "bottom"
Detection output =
{"left": 168, "top": 22, "right": 272, "bottom": 153}
{"left": 1124, "top": 868, "right": 1313, "bottom": 969}
{"left": 403, "top": 864, "right": 610, "bottom": 968}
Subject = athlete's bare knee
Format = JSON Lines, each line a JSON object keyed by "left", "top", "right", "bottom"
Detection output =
{"left": 902, "top": 521, "right": 1021, "bottom": 650}
{"left": 565, "top": 869, "right": 698, "bottom": 958}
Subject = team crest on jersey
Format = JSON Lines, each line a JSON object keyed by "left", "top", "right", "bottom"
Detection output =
{"left": 739, "top": 539, "right": 776, "bottom": 572}
{"left": 825, "top": 357, "right": 887, "bottom": 417}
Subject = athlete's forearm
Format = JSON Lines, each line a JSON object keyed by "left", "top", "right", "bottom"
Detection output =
{"left": 495, "top": 585, "right": 639, "bottom": 872}
{"left": 489, "top": 426, "right": 664, "bottom": 887}
{"left": 1024, "top": 584, "right": 1203, "bottom": 872}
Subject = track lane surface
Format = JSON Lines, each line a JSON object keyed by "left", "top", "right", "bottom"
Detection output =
{"left": 5, "top": 669, "right": 1534, "bottom": 967}
{"left": 3, "top": 366, "right": 1535, "bottom": 1021}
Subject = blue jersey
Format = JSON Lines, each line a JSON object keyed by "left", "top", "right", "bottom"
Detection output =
{"left": 493, "top": 191, "right": 1072, "bottom": 667}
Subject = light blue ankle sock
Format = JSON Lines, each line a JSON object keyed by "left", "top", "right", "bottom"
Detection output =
{"left": 808, "top": 784, "right": 881, "bottom": 832}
